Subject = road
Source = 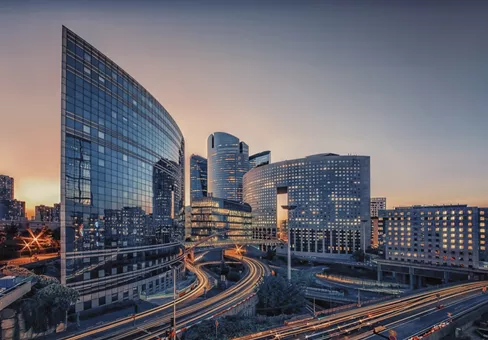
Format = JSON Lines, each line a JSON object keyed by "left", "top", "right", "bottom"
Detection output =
{"left": 60, "top": 261, "right": 209, "bottom": 340}
{"left": 364, "top": 292, "right": 488, "bottom": 340}
{"left": 63, "top": 253, "right": 268, "bottom": 340}
{"left": 0, "top": 253, "right": 59, "bottom": 266}
{"left": 234, "top": 281, "right": 488, "bottom": 340}
{"left": 126, "top": 254, "right": 269, "bottom": 340}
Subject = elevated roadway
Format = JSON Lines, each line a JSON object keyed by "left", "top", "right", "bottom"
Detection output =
{"left": 62, "top": 253, "right": 269, "bottom": 340}
{"left": 234, "top": 281, "right": 488, "bottom": 340}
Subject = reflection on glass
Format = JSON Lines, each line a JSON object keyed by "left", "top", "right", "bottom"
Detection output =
{"left": 61, "top": 27, "right": 185, "bottom": 312}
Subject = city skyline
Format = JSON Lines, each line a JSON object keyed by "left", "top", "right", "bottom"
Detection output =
{"left": 1, "top": 1, "right": 488, "bottom": 217}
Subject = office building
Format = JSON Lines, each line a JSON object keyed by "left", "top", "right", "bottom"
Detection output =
{"left": 35, "top": 205, "right": 60, "bottom": 222}
{"left": 190, "top": 154, "right": 208, "bottom": 204}
{"left": 191, "top": 196, "right": 252, "bottom": 241}
{"left": 61, "top": 27, "right": 185, "bottom": 312}
{"left": 0, "top": 199, "right": 26, "bottom": 221}
{"left": 0, "top": 175, "right": 14, "bottom": 200}
{"left": 249, "top": 151, "right": 271, "bottom": 169}
{"left": 382, "top": 205, "right": 488, "bottom": 270}
{"left": 243, "top": 153, "right": 371, "bottom": 259}
{"left": 184, "top": 206, "right": 192, "bottom": 240}
{"left": 371, "top": 197, "right": 386, "bottom": 218}
{"left": 207, "top": 132, "right": 249, "bottom": 202}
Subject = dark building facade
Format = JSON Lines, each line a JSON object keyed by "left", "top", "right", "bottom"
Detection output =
{"left": 60, "top": 27, "right": 185, "bottom": 312}
{"left": 190, "top": 154, "right": 208, "bottom": 204}
{"left": 0, "top": 199, "right": 25, "bottom": 221}
{"left": 35, "top": 204, "right": 60, "bottom": 222}
{"left": 0, "top": 175, "right": 14, "bottom": 201}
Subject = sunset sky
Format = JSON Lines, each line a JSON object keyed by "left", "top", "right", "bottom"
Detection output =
{"left": 1, "top": 0, "right": 487, "bottom": 217}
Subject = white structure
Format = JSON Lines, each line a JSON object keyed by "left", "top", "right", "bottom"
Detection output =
{"left": 243, "top": 153, "right": 371, "bottom": 260}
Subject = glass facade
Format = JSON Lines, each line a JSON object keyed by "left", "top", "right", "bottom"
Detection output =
{"left": 190, "top": 154, "right": 208, "bottom": 204}
{"left": 61, "top": 27, "right": 185, "bottom": 312}
{"left": 249, "top": 151, "right": 271, "bottom": 169}
{"left": 191, "top": 196, "right": 252, "bottom": 241}
{"left": 382, "top": 205, "right": 488, "bottom": 270}
{"left": 207, "top": 132, "right": 249, "bottom": 202}
{"left": 243, "top": 153, "right": 371, "bottom": 259}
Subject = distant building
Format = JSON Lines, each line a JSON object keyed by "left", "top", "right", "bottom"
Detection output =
{"left": 184, "top": 206, "right": 192, "bottom": 240}
{"left": 382, "top": 205, "right": 488, "bottom": 270}
{"left": 371, "top": 197, "right": 386, "bottom": 218}
{"left": 53, "top": 203, "right": 60, "bottom": 222}
{"left": 35, "top": 205, "right": 60, "bottom": 222}
{"left": 0, "top": 175, "right": 14, "bottom": 201}
{"left": 0, "top": 200, "right": 25, "bottom": 221}
{"left": 244, "top": 153, "right": 371, "bottom": 259}
{"left": 207, "top": 132, "right": 249, "bottom": 202}
{"left": 190, "top": 154, "right": 208, "bottom": 204}
{"left": 191, "top": 196, "right": 252, "bottom": 241}
{"left": 249, "top": 151, "right": 271, "bottom": 169}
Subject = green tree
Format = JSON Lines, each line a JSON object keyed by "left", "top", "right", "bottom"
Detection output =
{"left": 264, "top": 249, "right": 275, "bottom": 261}
{"left": 226, "top": 271, "right": 240, "bottom": 282}
{"left": 1, "top": 265, "right": 79, "bottom": 333}
{"left": 257, "top": 276, "right": 305, "bottom": 315}
{"left": 4, "top": 223, "right": 19, "bottom": 240}
{"left": 351, "top": 250, "right": 365, "bottom": 262}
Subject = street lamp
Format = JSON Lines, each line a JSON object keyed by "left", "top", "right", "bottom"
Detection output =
{"left": 281, "top": 204, "right": 297, "bottom": 282}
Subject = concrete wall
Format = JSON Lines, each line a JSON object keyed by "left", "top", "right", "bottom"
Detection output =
{"left": 0, "top": 307, "right": 62, "bottom": 340}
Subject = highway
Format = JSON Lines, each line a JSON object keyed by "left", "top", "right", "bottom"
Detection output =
{"left": 124, "top": 254, "right": 269, "bottom": 340}
{"left": 63, "top": 253, "right": 268, "bottom": 340}
{"left": 234, "top": 281, "right": 488, "bottom": 340}
{"left": 0, "top": 253, "right": 59, "bottom": 266}
{"left": 61, "top": 261, "right": 208, "bottom": 340}
{"left": 365, "top": 291, "right": 488, "bottom": 340}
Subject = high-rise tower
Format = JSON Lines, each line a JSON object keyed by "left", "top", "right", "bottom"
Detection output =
{"left": 207, "top": 132, "right": 249, "bottom": 202}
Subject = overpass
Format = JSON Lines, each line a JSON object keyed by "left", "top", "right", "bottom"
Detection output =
{"left": 303, "top": 286, "right": 357, "bottom": 304}
{"left": 184, "top": 231, "right": 281, "bottom": 262}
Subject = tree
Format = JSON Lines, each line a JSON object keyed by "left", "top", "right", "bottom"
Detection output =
{"left": 351, "top": 250, "right": 365, "bottom": 262}
{"left": 257, "top": 276, "right": 305, "bottom": 315}
{"left": 4, "top": 223, "right": 19, "bottom": 240}
{"left": 1, "top": 265, "right": 79, "bottom": 333}
{"left": 226, "top": 271, "right": 240, "bottom": 282}
{"left": 52, "top": 228, "right": 61, "bottom": 241}
{"left": 265, "top": 249, "right": 275, "bottom": 261}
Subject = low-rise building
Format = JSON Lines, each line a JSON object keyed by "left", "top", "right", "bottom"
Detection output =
{"left": 0, "top": 200, "right": 25, "bottom": 221}
{"left": 381, "top": 205, "right": 488, "bottom": 270}
{"left": 191, "top": 196, "right": 252, "bottom": 241}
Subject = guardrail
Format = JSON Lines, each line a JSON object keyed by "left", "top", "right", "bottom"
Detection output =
{"left": 0, "top": 279, "right": 32, "bottom": 311}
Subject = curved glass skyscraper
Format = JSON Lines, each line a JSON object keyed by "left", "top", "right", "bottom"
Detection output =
{"left": 61, "top": 27, "right": 185, "bottom": 312}
{"left": 207, "top": 132, "right": 249, "bottom": 202}
{"left": 243, "top": 153, "right": 370, "bottom": 259}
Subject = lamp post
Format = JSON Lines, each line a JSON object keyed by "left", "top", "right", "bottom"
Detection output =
{"left": 172, "top": 266, "right": 177, "bottom": 339}
{"left": 281, "top": 204, "right": 297, "bottom": 282}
